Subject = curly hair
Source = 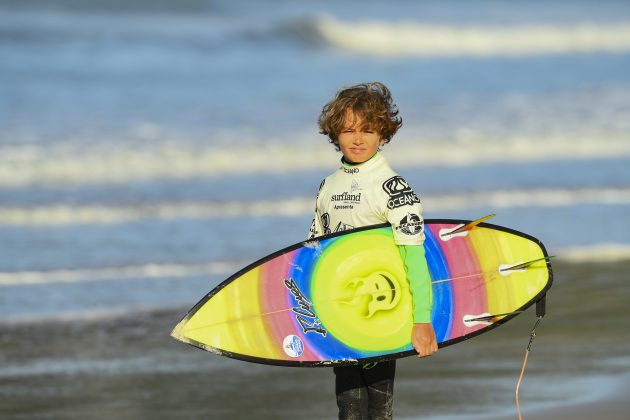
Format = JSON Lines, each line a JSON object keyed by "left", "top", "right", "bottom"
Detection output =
{"left": 318, "top": 82, "right": 402, "bottom": 149}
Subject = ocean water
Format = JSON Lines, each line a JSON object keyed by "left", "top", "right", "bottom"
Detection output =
{"left": 1, "top": 0, "right": 630, "bottom": 418}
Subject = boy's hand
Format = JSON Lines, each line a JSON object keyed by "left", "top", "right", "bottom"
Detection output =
{"left": 412, "top": 323, "right": 438, "bottom": 358}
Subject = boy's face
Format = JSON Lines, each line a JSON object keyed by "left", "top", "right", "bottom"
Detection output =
{"left": 336, "top": 109, "right": 384, "bottom": 164}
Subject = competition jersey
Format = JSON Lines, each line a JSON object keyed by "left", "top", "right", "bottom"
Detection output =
{"left": 308, "top": 153, "right": 425, "bottom": 246}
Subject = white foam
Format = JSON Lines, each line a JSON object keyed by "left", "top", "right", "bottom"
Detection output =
{"left": 0, "top": 343, "right": 205, "bottom": 377}
{"left": 315, "top": 17, "right": 630, "bottom": 57}
{"left": 427, "top": 187, "right": 630, "bottom": 211}
{"left": 0, "top": 142, "right": 339, "bottom": 188}
{"left": 0, "top": 199, "right": 315, "bottom": 226}
{"left": 1, "top": 187, "right": 629, "bottom": 227}
{"left": 556, "top": 244, "right": 630, "bottom": 263}
{"left": 0, "top": 304, "right": 181, "bottom": 326}
{"left": 0, "top": 261, "right": 239, "bottom": 286}
{"left": 1, "top": 134, "right": 630, "bottom": 188}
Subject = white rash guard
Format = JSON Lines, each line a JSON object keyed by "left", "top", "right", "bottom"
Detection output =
{"left": 308, "top": 152, "right": 424, "bottom": 246}
{"left": 308, "top": 152, "right": 432, "bottom": 323}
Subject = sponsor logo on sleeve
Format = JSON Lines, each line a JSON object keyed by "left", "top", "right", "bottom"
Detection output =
{"left": 395, "top": 213, "right": 424, "bottom": 236}
{"left": 320, "top": 212, "right": 331, "bottom": 235}
{"left": 316, "top": 179, "right": 326, "bottom": 200}
{"left": 308, "top": 218, "right": 317, "bottom": 239}
{"left": 382, "top": 176, "right": 421, "bottom": 209}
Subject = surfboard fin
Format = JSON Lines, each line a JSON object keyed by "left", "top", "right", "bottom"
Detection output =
{"left": 440, "top": 214, "right": 496, "bottom": 238}
{"left": 464, "top": 311, "right": 523, "bottom": 323}
{"left": 500, "top": 256, "right": 555, "bottom": 273}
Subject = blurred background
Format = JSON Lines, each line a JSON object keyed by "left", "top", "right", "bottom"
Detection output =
{"left": 1, "top": 0, "right": 629, "bottom": 419}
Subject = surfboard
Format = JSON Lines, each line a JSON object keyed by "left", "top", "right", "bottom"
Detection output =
{"left": 171, "top": 217, "right": 553, "bottom": 367}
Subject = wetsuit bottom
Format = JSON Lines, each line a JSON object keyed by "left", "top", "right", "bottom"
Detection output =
{"left": 333, "top": 360, "right": 396, "bottom": 420}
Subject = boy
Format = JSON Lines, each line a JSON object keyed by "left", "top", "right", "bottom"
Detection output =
{"left": 308, "top": 82, "right": 437, "bottom": 419}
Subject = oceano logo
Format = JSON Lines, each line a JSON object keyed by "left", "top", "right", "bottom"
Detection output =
{"left": 382, "top": 176, "right": 420, "bottom": 209}
{"left": 388, "top": 194, "right": 420, "bottom": 209}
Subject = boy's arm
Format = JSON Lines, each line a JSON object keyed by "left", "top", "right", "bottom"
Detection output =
{"left": 399, "top": 245, "right": 432, "bottom": 323}
{"left": 399, "top": 244, "right": 438, "bottom": 357}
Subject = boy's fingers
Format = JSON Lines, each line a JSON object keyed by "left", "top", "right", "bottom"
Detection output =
{"left": 414, "top": 341, "right": 438, "bottom": 358}
{"left": 415, "top": 345, "right": 435, "bottom": 358}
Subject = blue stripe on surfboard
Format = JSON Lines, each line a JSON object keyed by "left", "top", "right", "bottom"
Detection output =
{"left": 424, "top": 227, "right": 453, "bottom": 343}
{"left": 287, "top": 228, "right": 452, "bottom": 360}
{"left": 291, "top": 233, "right": 410, "bottom": 360}
{"left": 289, "top": 239, "right": 363, "bottom": 360}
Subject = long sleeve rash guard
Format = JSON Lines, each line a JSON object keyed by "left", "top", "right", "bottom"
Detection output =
{"left": 308, "top": 153, "right": 432, "bottom": 323}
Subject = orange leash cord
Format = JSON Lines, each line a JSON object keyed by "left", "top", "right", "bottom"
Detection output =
{"left": 515, "top": 315, "right": 544, "bottom": 420}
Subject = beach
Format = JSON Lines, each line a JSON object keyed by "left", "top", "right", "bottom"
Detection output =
{"left": 520, "top": 396, "right": 630, "bottom": 420}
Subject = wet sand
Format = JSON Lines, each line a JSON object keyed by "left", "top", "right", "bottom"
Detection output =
{"left": 524, "top": 399, "right": 630, "bottom": 420}
{"left": 486, "top": 372, "right": 630, "bottom": 420}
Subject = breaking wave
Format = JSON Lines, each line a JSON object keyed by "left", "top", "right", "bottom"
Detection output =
{"left": 1, "top": 240, "right": 629, "bottom": 291}
{"left": 558, "top": 244, "right": 630, "bottom": 263}
{"left": 2, "top": 187, "right": 629, "bottom": 227}
{"left": 1, "top": 134, "right": 630, "bottom": 188}
{"left": 0, "top": 261, "right": 239, "bottom": 286}
{"left": 5, "top": 7, "right": 630, "bottom": 58}
{"left": 312, "top": 17, "right": 630, "bottom": 57}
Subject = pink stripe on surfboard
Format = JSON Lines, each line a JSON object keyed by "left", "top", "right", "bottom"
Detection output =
{"left": 260, "top": 250, "right": 322, "bottom": 362}
{"left": 430, "top": 224, "right": 488, "bottom": 340}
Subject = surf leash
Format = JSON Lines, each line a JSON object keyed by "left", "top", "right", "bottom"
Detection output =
{"left": 515, "top": 295, "right": 546, "bottom": 420}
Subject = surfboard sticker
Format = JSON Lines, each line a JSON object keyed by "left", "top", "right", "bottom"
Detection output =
{"left": 171, "top": 219, "right": 553, "bottom": 367}
{"left": 282, "top": 335, "right": 304, "bottom": 358}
